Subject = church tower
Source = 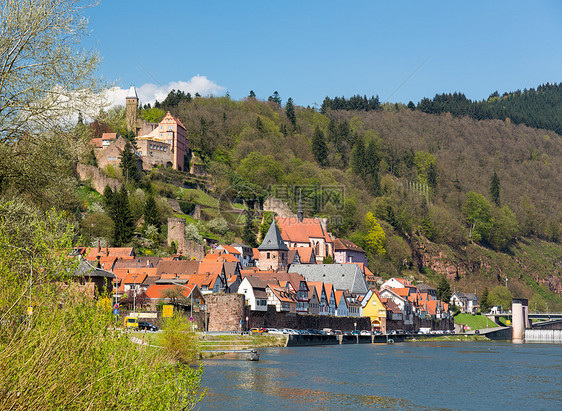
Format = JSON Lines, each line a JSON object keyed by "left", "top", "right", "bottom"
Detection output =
{"left": 258, "top": 220, "right": 289, "bottom": 271}
{"left": 125, "top": 86, "right": 138, "bottom": 134}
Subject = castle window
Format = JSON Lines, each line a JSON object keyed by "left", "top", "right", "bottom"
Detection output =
{"left": 168, "top": 126, "right": 172, "bottom": 131}
{"left": 267, "top": 252, "right": 270, "bottom": 259}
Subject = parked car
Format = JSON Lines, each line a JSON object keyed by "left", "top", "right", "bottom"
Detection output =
{"left": 359, "top": 330, "right": 371, "bottom": 336}
{"left": 250, "top": 327, "right": 265, "bottom": 334}
{"left": 266, "top": 328, "right": 284, "bottom": 335}
{"left": 138, "top": 321, "right": 158, "bottom": 331}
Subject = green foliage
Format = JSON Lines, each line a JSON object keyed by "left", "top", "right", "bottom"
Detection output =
{"left": 162, "top": 315, "right": 200, "bottom": 363}
{"left": 207, "top": 217, "right": 229, "bottom": 235}
{"left": 267, "top": 91, "right": 281, "bottom": 106}
{"left": 322, "top": 255, "right": 334, "bottom": 264}
{"left": 490, "top": 171, "right": 501, "bottom": 206}
{"left": 312, "top": 126, "right": 328, "bottom": 167}
{"left": 462, "top": 191, "right": 491, "bottom": 242}
{"left": 139, "top": 107, "right": 166, "bottom": 123}
{"left": 185, "top": 223, "right": 203, "bottom": 244}
{"left": 111, "top": 186, "right": 135, "bottom": 246}
{"left": 285, "top": 97, "right": 296, "bottom": 128}
{"left": 179, "top": 200, "right": 195, "bottom": 215}
{"left": 144, "top": 193, "right": 161, "bottom": 228}
{"left": 237, "top": 152, "right": 283, "bottom": 189}
{"left": 364, "top": 212, "right": 386, "bottom": 256}
{"left": 119, "top": 142, "right": 141, "bottom": 184}
{"left": 242, "top": 208, "right": 258, "bottom": 248}
{"left": 0, "top": 210, "right": 203, "bottom": 410}
{"left": 437, "top": 276, "right": 452, "bottom": 302}
{"left": 488, "top": 286, "right": 513, "bottom": 310}
{"left": 259, "top": 212, "right": 275, "bottom": 243}
{"left": 480, "top": 287, "right": 491, "bottom": 312}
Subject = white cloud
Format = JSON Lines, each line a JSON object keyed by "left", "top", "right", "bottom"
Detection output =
{"left": 102, "top": 75, "right": 226, "bottom": 109}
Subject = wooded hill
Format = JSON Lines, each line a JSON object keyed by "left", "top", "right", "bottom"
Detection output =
{"left": 82, "top": 86, "right": 562, "bottom": 310}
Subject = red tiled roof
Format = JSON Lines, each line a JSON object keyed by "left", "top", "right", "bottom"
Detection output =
{"left": 197, "top": 261, "right": 224, "bottom": 276}
{"left": 188, "top": 272, "right": 220, "bottom": 289}
{"left": 123, "top": 273, "right": 147, "bottom": 284}
{"left": 145, "top": 284, "right": 195, "bottom": 299}
{"left": 252, "top": 248, "right": 260, "bottom": 259}
{"left": 90, "top": 138, "right": 103, "bottom": 148}
{"left": 276, "top": 217, "right": 332, "bottom": 244}
{"left": 101, "top": 132, "right": 117, "bottom": 140}
{"left": 218, "top": 245, "right": 241, "bottom": 255}
{"left": 334, "top": 290, "right": 345, "bottom": 308}
{"left": 84, "top": 247, "right": 134, "bottom": 260}
{"left": 333, "top": 238, "right": 366, "bottom": 253}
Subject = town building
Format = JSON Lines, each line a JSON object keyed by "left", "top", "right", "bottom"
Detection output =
{"left": 258, "top": 220, "right": 289, "bottom": 271}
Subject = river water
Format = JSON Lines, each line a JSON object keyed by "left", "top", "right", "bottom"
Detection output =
{"left": 198, "top": 341, "right": 562, "bottom": 410}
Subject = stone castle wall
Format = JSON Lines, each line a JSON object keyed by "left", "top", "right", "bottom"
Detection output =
{"left": 167, "top": 218, "right": 204, "bottom": 259}
{"left": 76, "top": 163, "right": 121, "bottom": 194}
{"left": 207, "top": 294, "right": 245, "bottom": 332}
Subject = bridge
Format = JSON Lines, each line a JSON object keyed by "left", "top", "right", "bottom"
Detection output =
{"left": 485, "top": 312, "right": 562, "bottom": 324}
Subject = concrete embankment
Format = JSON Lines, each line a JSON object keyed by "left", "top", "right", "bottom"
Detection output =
{"left": 286, "top": 334, "right": 407, "bottom": 346}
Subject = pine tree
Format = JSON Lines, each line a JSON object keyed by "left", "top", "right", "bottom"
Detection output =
{"left": 351, "top": 137, "right": 365, "bottom": 176}
{"left": 312, "top": 126, "right": 328, "bottom": 167}
{"left": 480, "top": 287, "right": 490, "bottom": 312}
{"left": 112, "top": 186, "right": 134, "bottom": 246}
{"left": 103, "top": 185, "right": 114, "bottom": 215}
{"left": 437, "top": 276, "right": 452, "bottom": 302}
{"left": 119, "top": 143, "right": 140, "bottom": 183}
{"left": 242, "top": 208, "right": 258, "bottom": 247}
{"left": 490, "top": 171, "right": 500, "bottom": 206}
{"left": 427, "top": 162, "right": 437, "bottom": 189}
{"left": 144, "top": 193, "right": 160, "bottom": 229}
{"left": 267, "top": 91, "right": 281, "bottom": 106}
{"left": 285, "top": 97, "right": 296, "bottom": 129}
{"left": 249, "top": 90, "right": 256, "bottom": 98}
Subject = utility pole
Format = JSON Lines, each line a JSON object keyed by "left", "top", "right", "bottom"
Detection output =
{"left": 132, "top": 275, "right": 138, "bottom": 312}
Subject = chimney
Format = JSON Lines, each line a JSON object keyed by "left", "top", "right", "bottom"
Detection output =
{"left": 98, "top": 239, "right": 101, "bottom": 253}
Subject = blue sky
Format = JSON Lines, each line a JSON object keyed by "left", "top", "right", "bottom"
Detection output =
{"left": 85, "top": 1, "right": 562, "bottom": 108}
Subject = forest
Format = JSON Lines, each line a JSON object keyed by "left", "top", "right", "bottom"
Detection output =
{"left": 77, "top": 84, "right": 562, "bottom": 310}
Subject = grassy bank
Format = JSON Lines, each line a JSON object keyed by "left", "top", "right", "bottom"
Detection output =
{"left": 408, "top": 334, "right": 490, "bottom": 342}
{"left": 454, "top": 313, "right": 498, "bottom": 330}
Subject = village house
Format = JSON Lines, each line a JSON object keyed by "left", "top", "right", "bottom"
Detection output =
{"left": 334, "top": 290, "right": 348, "bottom": 317}
{"left": 361, "top": 289, "right": 388, "bottom": 332}
{"left": 258, "top": 220, "right": 289, "bottom": 271}
{"left": 333, "top": 238, "right": 367, "bottom": 264}
{"left": 450, "top": 291, "right": 478, "bottom": 313}
{"left": 238, "top": 277, "right": 269, "bottom": 311}
{"left": 266, "top": 284, "right": 297, "bottom": 313}
{"left": 145, "top": 284, "right": 205, "bottom": 311}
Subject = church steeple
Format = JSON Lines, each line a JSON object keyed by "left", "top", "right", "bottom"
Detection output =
{"left": 258, "top": 219, "right": 288, "bottom": 271}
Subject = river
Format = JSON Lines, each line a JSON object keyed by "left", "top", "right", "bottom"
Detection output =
{"left": 198, "top": 341, "right": 562, "bottom": 410}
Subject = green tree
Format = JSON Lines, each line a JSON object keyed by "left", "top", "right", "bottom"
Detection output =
{"left": 249, "top": 90, "right": 256, "bottom": 98}
{"left": 119, "top": 142, "right": 141, "bottom": 183}
{"left": 268, "top": 91, "right": 281, "bottom": 106}
{"left": 103, "top": 185, "right": 115, "bottom": 213}
{"left": 139, "top": 107, "right": 166, "bottom": 123}
{"left": 437, "top": 276, "right": 452, "bottom": 302}
{"left": 490, "top": 171, "right": 501, "bottom": 206}
{"left": 242, "top": 208, "right": 258, "bottom": 247}
{"left": 285, "top": 97, "right": 296, "bottom": 129}
{"left": 259, "top": 212, "right": 275, "bottom": 242}
{"left": 351, "top": 137, "right": 365, "bottom": 176}
{"left": 364, "top": 212, "right": 386, "bottom": 256}
{"left": 480, "top": 287, "right": 490, "bottom": 312}
{"left": 427, "top": 162, "right": 437, "bottom": 189}
{"left": 488, "top": 286, "right": 513, "bottom": 311}
{"left": 86, "top": 148, "right": 98, "bottom": 167}
{"left": 0, "top": 210, "right": 203, "bottom": 410}
{"left": 112, "top": 186, "right": 135, "bottom": 246}
{"left": 312, "top": 126, "right": 328, "bottom": 167}
{"left": 143, "top": 193, "right": 160, "bottom": 229}
{"left": 462, "top": 191, "right": 491, "bottom": 242}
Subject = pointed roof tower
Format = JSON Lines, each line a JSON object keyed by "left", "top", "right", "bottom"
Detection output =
{"left": 126, "top": 86, "right": 138, "bottom": 99}
{"left": 258, "top": 220, "right": 289, "bottom": 251}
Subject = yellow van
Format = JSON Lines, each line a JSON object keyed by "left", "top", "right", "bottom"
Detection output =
{"left": 124, "top": 316, "right": 139, "bottom": 328}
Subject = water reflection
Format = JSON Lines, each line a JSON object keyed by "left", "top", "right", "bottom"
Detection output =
{"left": 200, "top": 342, "right": 562, "bottom": 410}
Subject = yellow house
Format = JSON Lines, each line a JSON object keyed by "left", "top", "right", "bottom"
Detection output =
{"left": 361, "top": 290, "right": 387, "bottom": 332}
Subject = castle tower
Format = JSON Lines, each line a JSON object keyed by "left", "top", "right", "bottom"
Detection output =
{"left": 126, "top": 86, "right": 138, "bottom": 134}
{"left": 167, "top": 217, "right": 186, "bottom": 255}
{"left": 258, "top": 220, "right": 289, "bottom": 271}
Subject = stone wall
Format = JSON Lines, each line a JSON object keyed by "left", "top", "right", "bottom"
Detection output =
{"left": 76, "top": 163, "right": 121, "bottom": 194}
{"left": 263, "top": 196, "right": 295, "bottom": 218}
{"left": 246, "top": 305, "right": 371, "bottom": 332}
{"left": 207, "top": 294, "right": 245, "bottom": 332}
{"left": 167, "top": 217, "right": 186, "bottom": 254}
